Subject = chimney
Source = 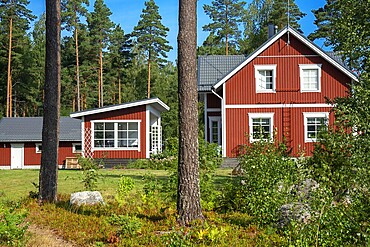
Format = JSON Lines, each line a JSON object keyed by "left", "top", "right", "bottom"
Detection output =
{"left": 268, "top": 23, "right": 278, "bottom": 39}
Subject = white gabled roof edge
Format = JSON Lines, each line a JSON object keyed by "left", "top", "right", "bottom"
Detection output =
{"left": 213, "top": 26, "right": 358, "bottom": 90}
{"left": 70, "top": 98, "right": 170, "bottom": 118}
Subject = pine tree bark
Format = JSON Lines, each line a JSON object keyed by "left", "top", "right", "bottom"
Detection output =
{"left": 177, "top": 0, "right": 203, "bottom": 225}
{"left": 6, "top": 17, "right": 13, "bottom": 118}
{"left": 39, "top": 0, "right": 61, "bottom": 204}
{"left": 147, "top": 58, "right": 151, "bottom": 98}
{"left": 75, "top": 25, "right": 81, "bottom": 111}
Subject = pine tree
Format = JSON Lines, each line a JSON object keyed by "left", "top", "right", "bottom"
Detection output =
{"left": 61, "top": 0, "right": 89, "bottom": 111}
{"left": 87, "top": 0, "right": 113, "bottom": 107}
{"left": 107, "top": 24, "right": 133, "bottom": 104}
{"left": 39, "top": 0, "right": 61, "bottom": 204}
{"left": 309, "top": 0, "right": 370, "bottom": 72}
{"left": 178, "top": 0, "right": 204, "bottom": 225}
{"left": 269, "top": 0, "right": 305, "bottom": 29}
{"left": 132, "top": 0, "right": 172, "bottom": 98}
{"left": 202, "top": 0, "right": 246, "bottom": 55}
{"left": 0, "top": 0, "right": 35, "bottom": 117}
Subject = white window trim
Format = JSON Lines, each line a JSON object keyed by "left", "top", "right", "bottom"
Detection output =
{"left": 72, "top": 143, "right": 83, "bottom": 153}
{"left": 299, "top": 64, "right": 322, "bottom": 92}
{"left": 248, "top": 113, "right": 274, "bottom": 142}
{"left": 35, "top": 143, "right": 42, "bottom": 153}
{"left": 91, "top": 120, "right": 141, "bottom": 151}
{"left": 208, "top": 116, "right": 222, "bottom": 145}
{"left": 303, "top": 112, "right": 328, "bottom": 143}
{"left": 254, "top": 65, "right": 277, "bottom": 93}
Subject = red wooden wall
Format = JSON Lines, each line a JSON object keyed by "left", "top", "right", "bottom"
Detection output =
{"left": 84, "top": 105, "right": 147, "bottom": 159}
{"left": 209, "top": 33, "right": 352, "bottom": 157}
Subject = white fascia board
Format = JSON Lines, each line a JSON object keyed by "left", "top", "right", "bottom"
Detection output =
{"left": 289, "top": 28, "right": 358, "bottom": 82}
{"left": 212, "top": 26, "right": 358, "bottom": 91}
{"left": 213, "top": 27, "right": 288, "bottom": 90}
{"left": 70, "top": 98, "right": 170, "bottom": 118}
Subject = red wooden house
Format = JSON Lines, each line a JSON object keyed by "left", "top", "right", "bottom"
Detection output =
{"left": 198, "top": 26, "right": 358, "bottom": 157}
{"left": 0, "top": 98, "right": 169, "bottom": 169}
{"left": 70, "top": 97, "right": 169, "bottom": 163}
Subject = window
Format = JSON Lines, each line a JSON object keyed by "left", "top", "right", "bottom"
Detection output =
{"left": 304, "top": 112, "right": 328, "bottom": 142}
{"left": 92, "top": 121, "right": 140, "bottom": 150}
{"left": 300, "top": 64, "right": 322, "bottom": 92}
{"left": 36, "top": 143, "right": 42, "bottom": 153}
{"left": 248, "top": 113, "right": 274, "bottom": 142}
{"left": 254, "top": 65, "right": 276, "bottom": 93}
{"left": 208, "top": 116, "right": 221, "bottom": 145}
{"left": 73, "top": 143, "right": 83, "bottom": 153}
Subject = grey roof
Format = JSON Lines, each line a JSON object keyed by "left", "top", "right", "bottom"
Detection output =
{"left": 198, "top": 55, "right": 247, "bottom": 92}
{"left": 0, "top": 117, "right": 81, "bottom": 142}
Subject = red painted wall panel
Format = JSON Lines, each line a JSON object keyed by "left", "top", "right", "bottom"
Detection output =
{"left": 225, "top": 107, "right": 334, "bottom": 157}
{"left": 0, "top": 143, "right": 11, "bottom": 166}
{"left": 84, "top": 105, "right": 147, "bottom": 159}
{"left": 0, "top": 142, "right": 78, "bottom": 167}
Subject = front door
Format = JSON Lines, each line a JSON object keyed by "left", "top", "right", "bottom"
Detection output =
{"left": 209, "top": 117, "right": 222, "bottom": 145}
{"left": 11, "top": 144, "right": 24, "bottom": 169}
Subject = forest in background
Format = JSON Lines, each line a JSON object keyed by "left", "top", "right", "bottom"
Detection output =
{"left": 0, "top": 0, "right": 367, "bottom": 140}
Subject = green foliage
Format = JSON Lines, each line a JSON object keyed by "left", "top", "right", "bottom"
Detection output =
{"left": 0, "top": 203, "right": 28, "bottom": 246}
{"left": 115, "top": 176, "right": 135, "bottom": 206}
{"left": 79, "top": 157, "right": 101, "bottom": 191}
{"left": 220, "top": 138, "right": 297, "bottom": 225}
{"left": 107, "top": 214, "right": 142, "bottom": 237}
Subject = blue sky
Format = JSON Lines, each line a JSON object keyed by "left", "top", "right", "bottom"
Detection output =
{"left": 28, "top": 0, "right": 327, "bottom": 62}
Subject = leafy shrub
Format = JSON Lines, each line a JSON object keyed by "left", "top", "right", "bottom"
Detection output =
{"left": 107, "top": 214, "right": 142, "bottom": 236}
{"left": 219, "top": 137, "right": 297, "bottom": 225}
{"left": 79, "top": 157, "right": 102, "bottom": 191}
{"left": 0, "top": 203, "right": 29, "bottom": 246}
{"left": 115, "top": 176, "right": 135, "bottom": 206}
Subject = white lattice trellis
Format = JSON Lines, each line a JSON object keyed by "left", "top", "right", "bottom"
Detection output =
{"left": 83, "top": 127, "right": 94, "bottom": 158}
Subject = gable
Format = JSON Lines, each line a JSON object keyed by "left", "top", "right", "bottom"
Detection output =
{"left": 212, "top": 26, "right": 358, "bottom": 90}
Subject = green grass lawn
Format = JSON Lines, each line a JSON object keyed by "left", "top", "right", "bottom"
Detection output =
{"left": 0, "top": 168, "right": 233, "bottom": 202}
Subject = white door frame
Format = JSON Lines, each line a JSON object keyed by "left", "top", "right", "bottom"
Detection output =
{"left": 11, "top": 143, "right": 24, "bottom": 169}
{"left": 208, "top": 116, "right": 222, "bottom": 145}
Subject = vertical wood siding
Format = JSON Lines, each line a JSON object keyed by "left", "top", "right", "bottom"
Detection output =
{"left": 0, "top": 143, "right": 11, "bottom": 166}
{"left": 223, "top": 33, "right": 351, "bottom": 157}
{"left": 84, "top": 105, "right": 147, "bottom": 159}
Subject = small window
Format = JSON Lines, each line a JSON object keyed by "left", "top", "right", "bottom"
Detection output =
{"left": 73, "top": 143, "right": 82, "bottom": 153}
{"left": 304, "top": 112, "right": 328, "bottom": 142}
{"left": 36, "top": 143, "right": 42, "bottom": 153}
{"left": 255, "top": 65, "right": 276, "bottom": 93}
{"left": 300, "top": 64, "right": 322, "bottom": 92}
{"left": 248, "top": 113, "right": 274, "bottom": 142}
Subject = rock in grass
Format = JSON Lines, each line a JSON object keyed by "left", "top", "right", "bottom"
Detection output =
{"left": 70, "top": 191, "right": 105, "bottom": 206}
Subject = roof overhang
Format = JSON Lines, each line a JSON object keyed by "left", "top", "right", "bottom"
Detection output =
{"left": 212, "top": 26, "right": 358, "bottom": 91}
{"left": 70, "top": 98, "right": 170, "bottom": 119}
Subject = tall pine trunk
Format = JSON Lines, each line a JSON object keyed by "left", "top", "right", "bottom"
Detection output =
{"left": 177, "top": 0, "right": 203, "bottom": 225}
{"left": 147, "top": 58, "right": 151, "bottom": 98}
{"left": 39, "top": 0, "right": 61, "bottom": 204}
{"left": 75, "top": 25, "right": 81, "bottom": 111}
{"left": 99, "top": 42, "right": 103, "bottom": 107}
{"left": 6, "top": 17, "right": 13, "bottom": 118}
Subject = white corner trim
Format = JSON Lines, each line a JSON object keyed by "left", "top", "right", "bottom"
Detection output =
{"left": 222, "top": 84, "right": 226, "bottom": 157}
{"left": 146, "top": 106, "right": 150, "bottom": 159}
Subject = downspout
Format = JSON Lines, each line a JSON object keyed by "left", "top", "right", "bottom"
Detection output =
{"left": 211, "top": 87, "right": 225, "bottom": 157}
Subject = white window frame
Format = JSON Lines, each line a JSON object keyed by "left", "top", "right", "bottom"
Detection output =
{"left": 72, "top": 143, "right": 83, "bottom": 153}
{"left": 91, "top": 120, "right": 141, "bottom": 151}
{"left": 208, "top": 116, "right": 222, "bottom": 145}
{"left": 303, "top": 112, "right": 328, "bottom": 143}
{"left": 299, "top": 64, "right": 322, "bottom": 92}
{"left": 254, "top": 65, "right": 277, "bottom": 93}
{"left": 35, "top": 143, "right": 42, "bottom": 153}
{"left": 248, "top": 113, "right": 274, "bottom": 142}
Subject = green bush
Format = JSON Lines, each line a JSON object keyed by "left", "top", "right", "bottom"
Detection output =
{"left": 79, "top": 157, "right": 102, "bottom": 191}
{"left": 0, "top": 203, "right": 29, "bottom": 246}
{"left": 107, "top": 214, "right": 142, "bottom": 237}
{"left": 219, "top": 137, "right": 298, "bottom": 225}
{"left": 115, "top": 176, "right": 135, "bottom": 206}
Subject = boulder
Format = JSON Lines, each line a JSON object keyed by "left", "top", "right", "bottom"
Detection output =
{"left": 291, "top": 178, "right": 319, "bottom": 201}
{"left": 278, "top": 202, "right": 311, "bottom": 228}
{"left": 70, "top": 191, "right": 105, "bottom": 206}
